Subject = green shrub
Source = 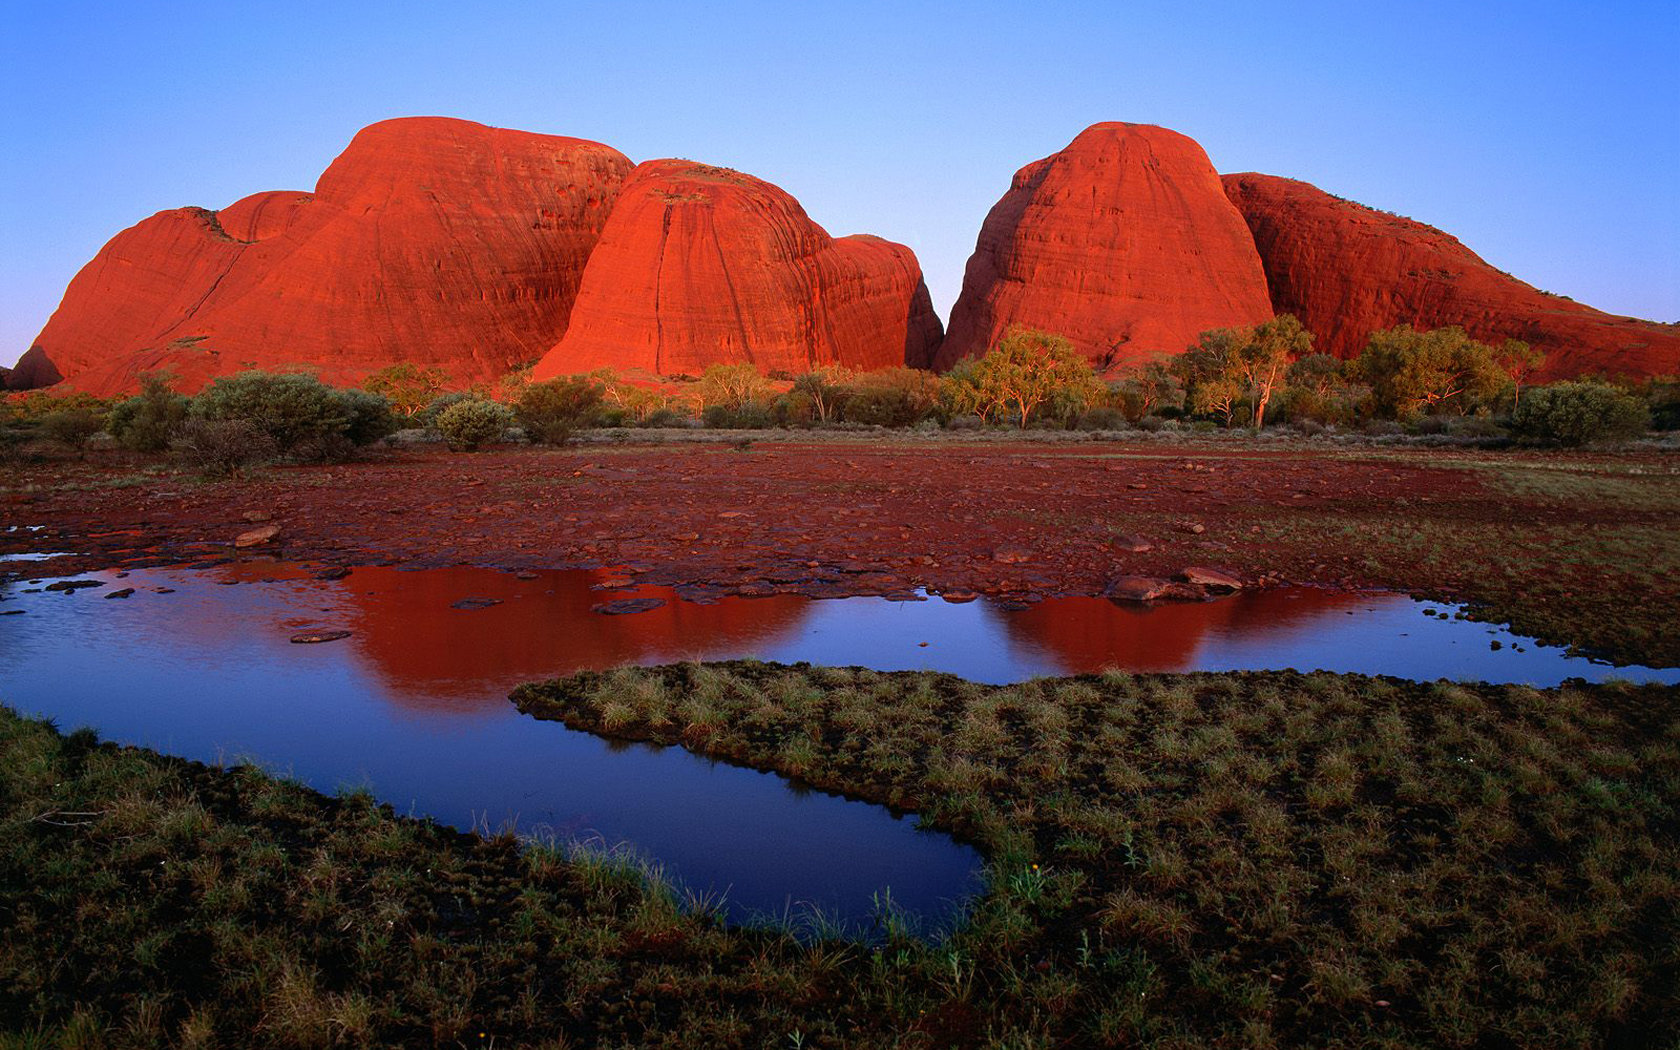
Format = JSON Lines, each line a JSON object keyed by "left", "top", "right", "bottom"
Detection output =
{"left": 172, "top": 418, "right": 278, "bottom": 477}
{"left": 1511, "top": 382, "right": 1649, "bottom": 446}
{"left": 39, "top": 409, "right": 105, "bottom": 451}
{"left": 106, "top": 374, "right": 189, "bottom": 452}
{"left": 335, "top": 389, "right": 398, "bottom": 446}
{"left": 416, "top": 391, "right": 479, "bottom": 428}
{"left": 435, "top": 399, "right": 512, "bottom": 451}
{"left": 515, "top": 377, "right": 604, "bottom": 445}
{"left": 701, "top": 402, "right": 772, "bottom": 429}
{"left": 189, "top": 371, "right": 392, "bottom": 461}
{"left": 191, "top": 372, "right": 350, "bottom": 454}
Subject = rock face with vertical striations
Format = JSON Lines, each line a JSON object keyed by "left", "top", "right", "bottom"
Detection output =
{"left": 1222, "top": 172, "right": 1680, "bottom": 381}
{"left": 15, "top": 117, "right": 633, "bottom": 396}
{"left": 532, "top": 159, "right": 942, "bottom": 380}
{"left": 937, "top": 123, "right": 1274, "bottom": 373}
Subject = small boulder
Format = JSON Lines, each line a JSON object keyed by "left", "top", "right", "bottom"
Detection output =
{"left": 451, "top": 597, "right": 502, "bottom": 610}
{"left": 1178, "top": 566, "right": 1243, "bottom": 591}
{"left": 1105, "top": 575, "right": 1172, "bottom": 602}
{"left": 235, "top": 524, "right": 281, "bottom": 548}
{"left": 992, "top": 547, "right": 1033, "bottom": 564}
{"left": 1112, "top": 534, "right": 1153, "bottom": 553}
{"left": 242, "top": 511, "right": 273, "bottom": 523}
{"left": 104, "top": 588, "right": 136, "bottom": 599}
{"left": 312, "top": 566, "right": 352, "bottom": 581}
{"left": 291, "top": 630, "right": 352, "bottom": 644}
{"left": 592, "top": 598, "right": 666, "bottom": 615}
{"left": 44, "top": 579, "right": 104, "bottom": 593}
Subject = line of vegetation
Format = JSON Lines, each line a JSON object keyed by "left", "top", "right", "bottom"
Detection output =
{"left": 8, "top": 661, "right": 1672, "bottom": 1047}
{"left": 4, "top": 321, "right": 1675, "bottom": 464}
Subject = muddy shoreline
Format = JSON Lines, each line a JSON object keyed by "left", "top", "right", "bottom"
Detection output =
{"left": 6, "top": 435, "right": 1677, "bottom": 664}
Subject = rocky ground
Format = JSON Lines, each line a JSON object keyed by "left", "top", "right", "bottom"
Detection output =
{"left": 4, "top": 432, "right": 1677, "bottom": 665}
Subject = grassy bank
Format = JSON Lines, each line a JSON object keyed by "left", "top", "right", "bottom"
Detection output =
{"left": 5, "top": 664, "right": 1672, "bottom": 1047}
{"left": 514, "top": 663, "right": 1680, "bottom": 1048}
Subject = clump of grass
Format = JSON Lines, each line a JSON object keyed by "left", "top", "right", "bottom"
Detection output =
{"left": 514, "top": 662, "right": 1680, "bottom": 1048}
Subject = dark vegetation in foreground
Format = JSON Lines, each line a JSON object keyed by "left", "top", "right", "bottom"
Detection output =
{"left": 6, "top": 665, "right": 1677, "bottom": 1048}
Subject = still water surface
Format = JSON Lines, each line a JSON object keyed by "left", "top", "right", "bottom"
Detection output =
{"left": 2, "top": 561, "right": 1673, "bottom": 927}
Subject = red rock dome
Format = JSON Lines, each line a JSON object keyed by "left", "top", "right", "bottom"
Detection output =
{"left": 533, "top": 159, "right": 941, "bottom": 379}
{"left": 17, "top": 117, "right": 633, "bottom": 396}
{"left": 1223, "top": 172, "right": 1680, "bottom": 381}
{"left": 937, "top": 123, "right": 1274, "bottom": 373}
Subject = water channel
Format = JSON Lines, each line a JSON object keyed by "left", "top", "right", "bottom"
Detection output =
{"left": 3, "top": 559, "right": 1673, "bottom": 929}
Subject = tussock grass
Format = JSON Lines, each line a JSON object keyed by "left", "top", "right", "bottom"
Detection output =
{"left": 514, "top": 662, "right": 1680, "bottom": 1048}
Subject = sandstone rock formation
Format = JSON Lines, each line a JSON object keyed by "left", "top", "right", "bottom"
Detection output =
{"left": 937, "top": 123, "right": 1273, "bottom": 372}
{"left": 1223, "top": 173, "right": 1680, "bottom": 380}
{"left": 533, "top": 160, "right": 942, "bottom": 379}
{"left": 16, "top": 118, "right": 633, "bottom": 396}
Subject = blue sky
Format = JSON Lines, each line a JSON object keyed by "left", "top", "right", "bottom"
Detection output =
{"left": 4, "top": 1, "right": 1677, "bottom": 363}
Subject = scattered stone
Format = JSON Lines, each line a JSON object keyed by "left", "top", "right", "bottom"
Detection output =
{"left": 1183, "top": 522, "right": 1206, "bottom": 535}
{"left": 153, "top": 587, "right": 174, "bottom": 594}
{"left": 592, "top": 577, "right": 636, "bottom": 590}
{"left": 242, "top": 511, "right": 273, "bottom": 523}
{"left": 1112, "top": 534, "right": 1153, "bottom": 553}
{"left": 104, "top": 588, "right": 136, "bottom": 599}
{"left": 992, "top": 547, "right": 1033, "bottom": 564}
{"left": 515, "top": 571, "right": 540, "bottom": 580}
{"left": 1105, "top": 575, "right": 1172, "bottom": 602}
{"left": 938, "top": 589, "right": 980, "bottom": 603}
{"left": 1, "top": 610, "right": 23, "bottom": 616}
{"left": 44, "top": 579, "right": 104, "bottom": 593}
{"left": 235, "top": 524, "right": 281, "bottom": 548}
{"left": 451, "top": 597, "right": 502, "bottom": 610}
{"left": 290, "top": 630, "right": 352, "bottom": 644}
{"left": 1178, "top": 566, "right": 1243, "bottom": 590}
{"left": 592, "top": 598, "right": 666, "bottom": 615}
{"left": 313, "top": 566, "right": 352, "bottom": 581}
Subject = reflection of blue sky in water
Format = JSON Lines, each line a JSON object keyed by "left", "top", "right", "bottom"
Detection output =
{"left": 1, "top": 564, "right": 1673, "bottom": 927}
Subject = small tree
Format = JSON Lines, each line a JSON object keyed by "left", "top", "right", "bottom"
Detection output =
{"left": 792, "top": 367, "right": 855, "bottom": 423}
{"left": 363, "top": 363, "right": 452, "bottom": 417}
{"left": 1494, "top": 339, "right": 1545, "bottom": 410}
{"left": 516, "top": 377, "right": 605, "bottom": 445}
{"left": 107, "top": 372, "right": 189, "bottom": 452}
{"left": 1510, "top": 382, "right": 1648, "bottom": 446}
{"left": 1112, "top": 360, "right": 1182, "bottom": 421}
{"left": 1176, "top": 328, "right": 1247, "bottom": 426}
{"left": 968, "top": 327, "right": 1101, "bottom": 427}
{"left": 698, "top": 363, "right": 769, "bottom": 411}
{"left": 1240, "top": 314, "right": 1312, "bottom": 428}
{"left": 1354, "top": 326, "right": 1509, "bottom": 418}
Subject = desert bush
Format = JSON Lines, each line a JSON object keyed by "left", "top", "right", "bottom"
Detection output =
{"left": 106, "top": 374, "right": 189, "bottom": 452}
{"left": 435, "top": 399, "right": 512, "bottom": 451}
{"left": 416, "top": 391, "right": 479, "bottom": 428}
{"left": 1511, "top": 381, "right": 1649, "bottom": 446}
{"left": 172, "top": 418, "right": 278, "bottom": 477}
{"left": 516, "top": 377, "right": 604, "bottom": 445}
{"left": 944, "top": 413, "right": 984, "bottom": 431}
{"left": 702, "top": 401, "right": 772, "bottom": 429}
{"left": 639, "top": 407, "right": 692, "bottom": 429}
{"left": 336, "top": 389, "right": 398, "bottom": 446}
{"left": 39, "top": 409, "right": 105, "bottom": 451}
{"left": 192, "top": 372, "right": 349, "bottom": 454}
{"left": 1074, "top": 406, "right": 1129, "bottom": 431}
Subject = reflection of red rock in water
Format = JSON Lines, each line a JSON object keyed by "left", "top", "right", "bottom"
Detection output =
{"left": 330, "top": 566, "right": 808, "bottom": 714}
{"left": 997, "top": 589, "right": 1371, "bottom": 674}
